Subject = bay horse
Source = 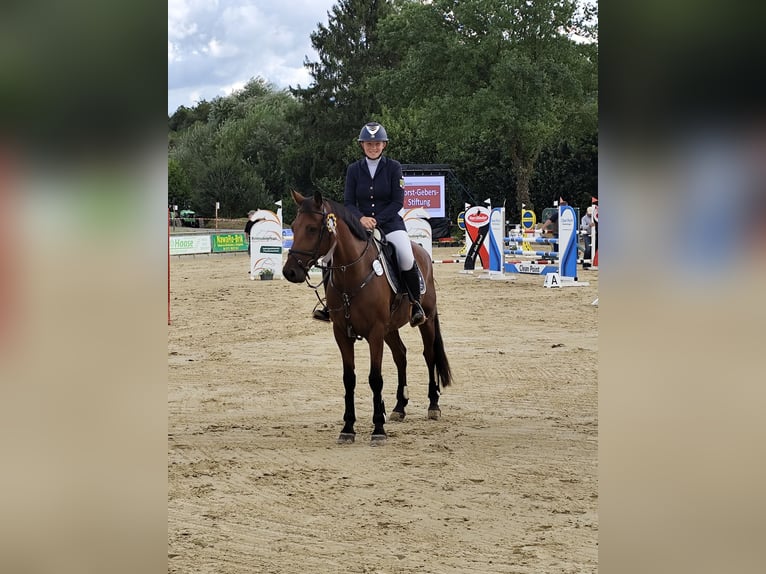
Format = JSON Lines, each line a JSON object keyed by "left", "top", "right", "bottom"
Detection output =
{"left": 282, "top": 190, "right": 453, "bottom": 445}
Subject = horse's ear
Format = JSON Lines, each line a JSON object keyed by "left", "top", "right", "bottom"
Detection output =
{"left": 291, "top": 189, "right": 305, "bottom": 205}
{"left": 313, "top": 190, "right": 323, "bottom": 206}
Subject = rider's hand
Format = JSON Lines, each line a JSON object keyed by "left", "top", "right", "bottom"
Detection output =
{"left": 360, "top": 216, "right": 377, "bottom": 230}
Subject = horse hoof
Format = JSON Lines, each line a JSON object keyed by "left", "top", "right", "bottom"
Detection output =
{"left": 337, "top": 433, "right": 356, "bottom": 444}
{"left": 388, "top": 411, "right": 405, "bottom": 422}
{"left": 427, "top": 409, "right": 441, "bottom": 420}
{"left": 370, "top": 434, "right": 387, "bottom": 446}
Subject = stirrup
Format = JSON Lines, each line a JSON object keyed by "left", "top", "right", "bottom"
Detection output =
{"left": 409, "top": 302, "right": 426, "bottom": 327}
{"left": 313, "top": 308, "right": 330, "bottom": 322}
{"left": 312, "top": 302, "right": 331, "bottom": 322}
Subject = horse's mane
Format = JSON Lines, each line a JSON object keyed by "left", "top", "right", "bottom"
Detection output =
{"left": 301, "top": 196, "right": 369, "bottom": 242}
{"left": 327, "top": 200, "right": 370, "bottom": 241}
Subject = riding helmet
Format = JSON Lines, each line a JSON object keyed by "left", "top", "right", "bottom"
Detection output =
{"left": 358, "top": 122, "right": 389, "bottom": 142}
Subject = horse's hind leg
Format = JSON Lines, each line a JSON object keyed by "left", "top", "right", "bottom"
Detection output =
{"left": 385, "top": 330, "right": 408, "bottom": 421}
{"left": 415, "top": 255, "right": 442, "bottom": 419}
{"left": 419, "top": 321, "right": 441, "bottom": 420}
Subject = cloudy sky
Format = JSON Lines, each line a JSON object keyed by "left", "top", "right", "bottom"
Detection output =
{"left": 168, "top": 0, "right": 338, "bottom": 115}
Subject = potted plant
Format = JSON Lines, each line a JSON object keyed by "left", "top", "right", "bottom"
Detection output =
{"left": 259, "top": 268, "right": 274, "bottom": 281}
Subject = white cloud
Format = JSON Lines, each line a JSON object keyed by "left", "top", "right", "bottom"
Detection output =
{"left": 168, "top": 0, "right": 337, "bottom": 115}
{"left": 168, "top": 0, "right": 205, "bottom": 41}
{"left": 222, "top": 81, "right": 247, "bottom": 97}
{"left": 203, "top": 38, "right": 238, "bottom": 58}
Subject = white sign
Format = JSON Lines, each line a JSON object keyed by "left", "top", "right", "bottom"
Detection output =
{"left": 401, "top": 175, "right": 445, "bottom": 218}
{"left": 403, "top": 207, "right": 432, "bottom": 260}
{"left": 249, "top": 209, "right": 283, "bottom": 279}
{"left": 169, "top": 235, "right": 211, "bottom": 256}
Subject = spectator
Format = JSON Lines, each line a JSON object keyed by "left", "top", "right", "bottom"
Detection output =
{"left": 244, "top": 210, "right": 259, "bottom": 256}
{"left": 540, "top": 199, "right": 568, "bottom": 253}
{"left": 580, "top": 206, "right": 595, "bottom": 259}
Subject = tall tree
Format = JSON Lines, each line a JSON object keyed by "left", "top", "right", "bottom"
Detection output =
{"left": 290, "top": 0, "right": 396, "bottom": 193}
{"left": 169, "top": 83, "right": 301, "bottom": 216}
{"left": 168, "top": 157, "right": 193, "bottom": 209}
{"left": 372, "top": 0, "right": 597, "bottom": 212}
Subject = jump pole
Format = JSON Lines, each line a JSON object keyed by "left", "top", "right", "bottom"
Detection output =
{"left": 502, "top": 208, "right": 560, "bottom": 276}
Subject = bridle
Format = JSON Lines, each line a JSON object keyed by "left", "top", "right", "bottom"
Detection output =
{"left": 286, "top": 203, "right": 333, "bottom": 279}
{"left": 288, "top": 200, "right": 379, "bottom": 319}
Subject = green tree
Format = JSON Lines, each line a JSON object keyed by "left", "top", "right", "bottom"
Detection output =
{"left": 290, "top": 0, "right": 397, "bottom": 188}
{"left": 169, "top": 82, "right": 303, "bottom": 216}
{"left": 531, "top": 133, "right": 597, "bottom": 212}
{"left": 196, "top": 154, "right": 265, "bottom": 218}
{"left": 372, "top": 0, "right": 597, "bottom": 213}
{"left": 168, "top": 157, "right": 192, "bottom": 209}
{"left": 170, "top": 120, "right": 217, "bottom": 213}
{"left": 168, "top": 101, "right": 212, "bottom": 132}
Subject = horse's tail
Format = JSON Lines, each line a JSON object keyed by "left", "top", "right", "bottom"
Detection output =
{"left": 432, "top": 311, "right": 453, "bottom": 388}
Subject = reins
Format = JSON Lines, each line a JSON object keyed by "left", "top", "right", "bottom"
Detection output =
{"left": 291, "top": 200, "right": 381, "bottom": 332}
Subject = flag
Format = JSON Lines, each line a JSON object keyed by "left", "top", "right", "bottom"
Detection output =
{"left": 483, "top": 198, "right": 491, "bottom": 205}
{"left": 591, "top": 196, "right": 598, "bottom": 203}
{"left": 275, "top": 199, "right": 282, "bottom": 207}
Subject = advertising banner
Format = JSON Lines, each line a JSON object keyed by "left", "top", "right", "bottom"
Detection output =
{"left": 463, "top": 206, "right": 491, "bottom": 270}
{"left": 488, "top": 207, "right": 505, "bottom": 273}
{"left": 249, "top": 208, "right": 284, "bottom": 279}
{"left": 211, "top": 233, "right": 247, "bottom": 253}
{"left": 557, "top": 205, "right": 578, "bottom": 278}
{"left": 169, "top": 234, "right": 211, "bottom": 256}
{"left": 402, "top": 207, "right": 432, "bottom": 261}
{"left": 402, "top": 175, "right": 445, "bottom": 218}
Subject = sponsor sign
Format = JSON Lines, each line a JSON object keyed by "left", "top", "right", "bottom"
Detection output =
{"left": 211, "top": 233, "right": 247, "bottom": 253}
{"left": 402, "top": 175, "right": 445, "bottom": 218}
{"left": 463, "top": 206, "right": 491, "bottom": 270}
{"left": 282, "top": 228, "right": 293, "bottom": 249}
{"left": 169, "top": 234, "right": 211, "bottom": 256}
{"left": 402, "top": 207, "right": 432, "bottom": 260}
{"left": 557, "top": 205, "right": 578, "bottom": 278}
{"left": 521, "top": 209, "right": 536, "bottom": 230}
{"left": 250, "top": 209, "right": 284, "bottom": 279}
{"left": 488, "top": 207, "right": 505, "bottom": 272}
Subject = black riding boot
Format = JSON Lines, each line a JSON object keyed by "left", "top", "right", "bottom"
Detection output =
{"left": 312, "top": 267, "right": 331, "bottom": 322}
{"left": 402, "top": 266, "right": 426, "bottom": 327}
{"left": 312, "top": 304, "right": 330, "bottom": 322}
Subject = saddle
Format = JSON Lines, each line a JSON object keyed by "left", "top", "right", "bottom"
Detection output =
{"left": 371, "top": 231, "right": 425, "bottom": 296}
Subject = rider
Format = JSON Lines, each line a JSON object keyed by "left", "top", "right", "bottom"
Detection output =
{"left": 312, "top": 121, "right": 426, "bottom": 327}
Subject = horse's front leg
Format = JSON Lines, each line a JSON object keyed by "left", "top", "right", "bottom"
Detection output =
{"left": 334, "top": 324, "right": 357, "bottom": 444}
{"left": 385, "top": 330, "right": 408, "bottom": 421}
{"left": 367, "top": 331, "right": 387, "bottom": 445}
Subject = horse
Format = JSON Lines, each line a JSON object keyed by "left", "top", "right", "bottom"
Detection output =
{"left": 282, "top": 190, "right": 453, "bottom": 445}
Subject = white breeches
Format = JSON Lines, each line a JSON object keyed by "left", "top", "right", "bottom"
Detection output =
{"left": 385, "top": 229, "right": 415, "bottom": 271}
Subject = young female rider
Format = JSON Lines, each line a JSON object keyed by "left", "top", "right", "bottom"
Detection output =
{"left": 313, "top": 121, "right": 426, "bottom": 327}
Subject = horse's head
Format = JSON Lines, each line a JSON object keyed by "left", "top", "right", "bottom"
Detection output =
{"left": 282, "top": 190, "right": 332, "bottom": 283}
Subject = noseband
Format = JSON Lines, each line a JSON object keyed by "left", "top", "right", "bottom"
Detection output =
{"left": 287, "top": 204, "right": 334, "bottom": 274}
{"left": 288, "top": 201, "right": 374, "bottom": 283}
